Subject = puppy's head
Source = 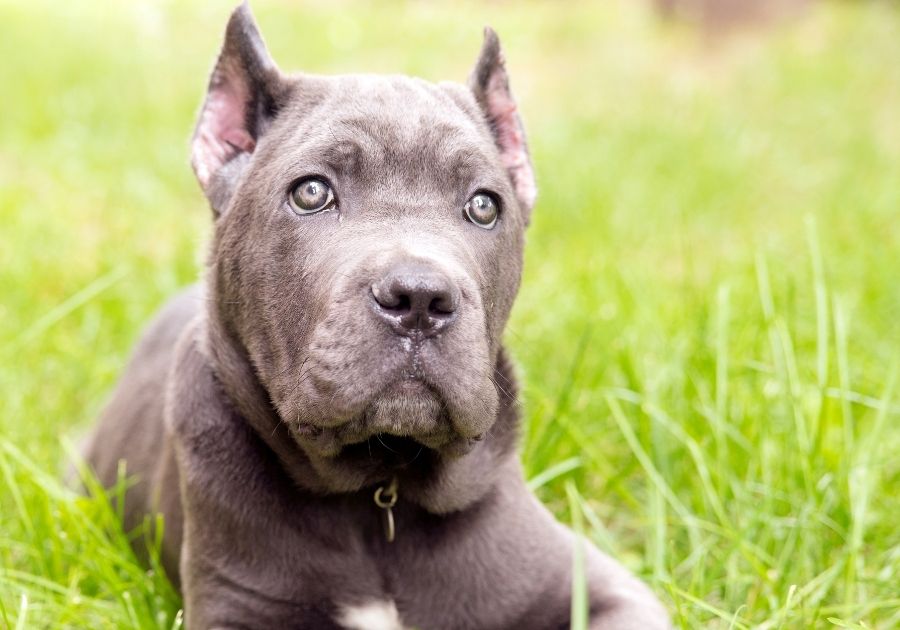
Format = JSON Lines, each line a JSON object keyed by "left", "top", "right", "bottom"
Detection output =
{"left": 193, "top": 5, "right": 535, "bottom": 490}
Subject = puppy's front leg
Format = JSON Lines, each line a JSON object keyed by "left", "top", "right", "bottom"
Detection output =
{"left": 179, "top": 549, "right": 342, "bottom": 630}
{"left": 583, "top": 545, "right": 671, "bottom": 630}
{"left": 587, "top": 594, "right": 672, "bottom": 630}
{"left": 166, "top": 331, "right": 346, "bottom": 630}
{"left": 486, "top": 481, "right": 670, "bottom": 629}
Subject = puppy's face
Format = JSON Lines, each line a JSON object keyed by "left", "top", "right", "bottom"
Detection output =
{"left": 193, "top": 6, "right": 535, "bottom": 488}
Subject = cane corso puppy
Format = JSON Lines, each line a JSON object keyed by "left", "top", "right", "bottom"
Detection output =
{"left": 83, "top": 4, "right": 671, "bottom": 628}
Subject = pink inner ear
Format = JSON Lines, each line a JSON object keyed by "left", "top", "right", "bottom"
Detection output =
{"left": 192, "top": 66, "right": 256, "bottom": 189}
{"left": 486, "top": 73, "right": 537, "bottom": 209}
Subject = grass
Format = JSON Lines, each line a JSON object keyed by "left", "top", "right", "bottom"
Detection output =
{"left": 1, "top": 0, "right": 899, "bottom": 627}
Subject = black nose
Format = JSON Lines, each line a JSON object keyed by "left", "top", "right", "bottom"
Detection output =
{"left": 371, "top": 262, "right": 460, "bottom": 336}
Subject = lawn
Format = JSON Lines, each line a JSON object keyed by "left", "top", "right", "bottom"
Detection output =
{"left": 1, "top": 0, "right": 898, "bottom": 627}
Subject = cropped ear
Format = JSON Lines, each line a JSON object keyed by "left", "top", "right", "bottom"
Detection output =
{"left": 191, "top": 3, "right": 285, "bottom": 215}
{"left": 469, "top": 28, "right": 536, "bottom": 214}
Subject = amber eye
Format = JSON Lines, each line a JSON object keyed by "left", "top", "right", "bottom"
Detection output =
{"left": 289, "top": 177, "right": 334, "bottom": 214}
{"left": 463, "top": 192, "right": 499, "bottom": 229}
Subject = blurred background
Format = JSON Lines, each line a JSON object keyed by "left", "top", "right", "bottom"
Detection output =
{"left": 1, "top": 0, "right": 898, "bottom": 627}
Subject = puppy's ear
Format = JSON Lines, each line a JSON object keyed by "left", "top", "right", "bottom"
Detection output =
{"left": 192, "top": 3, "right": 285, "bottom": 215}
{"left": 469, "top": 28, "right": 536, "bottom": 214}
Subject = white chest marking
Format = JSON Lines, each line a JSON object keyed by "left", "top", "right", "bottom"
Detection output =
{"left": 337, "top": 599, "right": 406, "bottom": 630}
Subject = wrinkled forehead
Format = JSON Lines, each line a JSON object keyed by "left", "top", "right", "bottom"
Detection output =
{"left": 273, "top": 74, "right": 512, "bottom": 198}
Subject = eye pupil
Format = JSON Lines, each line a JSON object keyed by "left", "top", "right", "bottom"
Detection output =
{"left": 290, "top": 177, "right": 333, "bottom": 214}
{"left": 464, "top": 193, "right": 499, "bottom": 229}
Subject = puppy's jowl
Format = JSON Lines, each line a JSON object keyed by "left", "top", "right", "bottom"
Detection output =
{"left": 84, "top": 5, "right": 671, "bottom": 629}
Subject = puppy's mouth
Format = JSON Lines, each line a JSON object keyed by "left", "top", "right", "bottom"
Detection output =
{"left": 339, "top": 433, "right": 431, "bottom": 471}
{"left": 292, "top": 378, "right": 473, "bottom": 461}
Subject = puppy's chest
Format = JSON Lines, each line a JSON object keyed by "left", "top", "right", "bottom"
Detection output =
{"left": 288, "top": 521, "right": 472, "bottom": 629}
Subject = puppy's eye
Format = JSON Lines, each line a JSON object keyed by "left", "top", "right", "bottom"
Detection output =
{"left": 289, "top": 177, "right": 334, "bottom": 214}
{"left": 463, "top": 192, "right": 499, "bottom": 229}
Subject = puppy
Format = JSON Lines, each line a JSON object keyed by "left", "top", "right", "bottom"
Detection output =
{"left": 84, "top": 4, "right": 671, "bottom": 628}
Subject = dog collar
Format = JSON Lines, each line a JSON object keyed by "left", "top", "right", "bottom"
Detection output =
{"left": 373, "top": 476, "right": 399, "bottom": 543}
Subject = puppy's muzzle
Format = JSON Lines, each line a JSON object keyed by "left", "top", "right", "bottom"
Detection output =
{"left": 370, "top": 261, "right": 459, "bottom": 337}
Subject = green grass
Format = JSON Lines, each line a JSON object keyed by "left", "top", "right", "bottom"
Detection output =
{"left": 2, "top": 0, "right": 899, "bottom": 627}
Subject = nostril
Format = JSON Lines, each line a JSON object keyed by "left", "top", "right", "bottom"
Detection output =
{"left": 372, "top": 284, "right": 411, "bottom": 312}
{"left": 394, "top": 294, "right": 411, "bottom": 313}
{"left": 428, "top": 294, "right": 456, "bottom": 316}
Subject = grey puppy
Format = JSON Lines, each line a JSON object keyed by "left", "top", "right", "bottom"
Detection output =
{"left": 84, "top": 4, "right": 671, "bottom": 629}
